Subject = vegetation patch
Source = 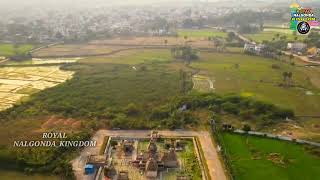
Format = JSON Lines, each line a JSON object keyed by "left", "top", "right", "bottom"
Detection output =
{"left": 0, "top": 44, "right": 34, "bottom": 57}
{"left": 244, "top": 30, "right": 306, "bottom": 43}
{"left": 220, "top": 132, "right": 320, "bottom": 180}
{"left": 191, "top": 52, "right": 320, "bottom": 116}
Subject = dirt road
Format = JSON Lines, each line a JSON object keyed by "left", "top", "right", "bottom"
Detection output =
{"left": 283, "top": 51, "right": 320, "bottom": 65}
{"left": 71, "top": 130, "right": 227, "bottom": 180}
{"left": 71, "top": 131, "right": 105, "bottom": 180}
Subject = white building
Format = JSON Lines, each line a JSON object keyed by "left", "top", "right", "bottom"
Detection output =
{"left": 287, "top": 43, "right": 307, "bottom": 53}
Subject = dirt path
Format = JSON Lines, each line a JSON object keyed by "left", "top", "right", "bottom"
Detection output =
{"left": 71, "top": 130, "right": 227, "bottom": 180}
{"left": 0, "top": 58, "right": 9, "bottom": 64}
{"left": 283, "top": 51, "right": 320, "bottom": 65}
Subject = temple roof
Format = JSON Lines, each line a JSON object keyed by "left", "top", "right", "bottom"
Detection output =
{"left": 145, "top": 158, "right": 158, "bottom": 171}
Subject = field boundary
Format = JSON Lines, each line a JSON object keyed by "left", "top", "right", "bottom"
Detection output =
{"left": 194, "top": 137, "right": 212, "bottom": 180}
{"left": 232, "top": 129, "right": 320, "bottom": 147}
{"left": 211, "top": 126, "right": 235, "bottom": 180}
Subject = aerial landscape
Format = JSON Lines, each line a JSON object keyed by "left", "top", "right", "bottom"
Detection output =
{"left": 0, "top": 0, "right": 320, "bottom": 180}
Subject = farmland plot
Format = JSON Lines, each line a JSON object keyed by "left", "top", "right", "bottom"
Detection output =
{"left": 0, "top": 66, "right": 74, "bottom": 111}
{"left": 192, "top": 74, "right": 215, "bottom": 92}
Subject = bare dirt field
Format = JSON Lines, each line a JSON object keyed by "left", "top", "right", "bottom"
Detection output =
{"left": 91, "top": 36, "right": 213, "bottom": 48}
{"left": 0, "top": 66, "right": 74, "bottom": 111}
{"left": 32, "top": 44, "right": 126, "bottom": 58}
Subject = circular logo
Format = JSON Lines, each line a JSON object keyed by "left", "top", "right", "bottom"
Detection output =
{"left": 297, "top": 21, "right": 310, "bottom": 34}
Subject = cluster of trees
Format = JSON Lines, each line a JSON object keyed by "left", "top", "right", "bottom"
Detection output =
{"left": 9, "top": 52, "right": 32, "bottom": 61}
{"left": 261, "top": 34, "right": 290, "bottom": 52}
{"left": 304, "top": 32, "right": 320, "bottom": 48}
{"left": 225, "top": 11, "right": 264, "bottom": 34}
{"left": 178, "top": 93, "right": 293, "bottom": 120}
{"left": 145, "top": 16, "right": 169, "bottom": 33}
{"left": 239, "top": 24, "right": 261, "bottom": 34}
{"left": 171, "top": 46, "right": 199, "bottom": 63}
{"left": 148, "top": 92, "right": 294, "bottom": 129}
{"left": 182, "top": 18, "right": 205, "bottom": 29}
{"left": 0, "top": 131, "right": 91, "bottom": 179}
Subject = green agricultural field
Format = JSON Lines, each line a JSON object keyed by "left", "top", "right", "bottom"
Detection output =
{"left": 178, "top": 29, "right": 227, "bottom": 38}
{"left": 82, "top": 49, "right": 171, "bottom": 64}
{"left": 244, "top": 29, "right": 307, "bottom": 43}
{"left": 191, "top": 52, "right": 320, "bottom": 116}
{"left": 221, "top": 133, "right": 320, "bottom": 180}
{"left": 0, "top": 44, "right": 34, "bottom": 57}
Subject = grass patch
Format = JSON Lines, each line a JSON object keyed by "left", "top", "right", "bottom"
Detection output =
{"left": 191, "top": 52, "right": 320, "bottom": 116}
{"left": 178, "top": 29, "right": 227, "bottom": 38}
{"left": 81, "top": 49, "right": 171, "bottom": 64}
{"left": 221, "top": 132, "right": 320, "bottom": 180}
{"left": 244, "top": 29, "right": 306, "bottom": 43}
{"left": 16, "top": 87, "right": 40, "bottom": 94}
{"left": 0, "top": 44, "right": 34, "bottom": 57}
{"left": 177, "top": 139, "right": 202, "bottom": 180}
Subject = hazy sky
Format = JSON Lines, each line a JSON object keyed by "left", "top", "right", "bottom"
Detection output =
{"left": 0, "top": 0, "right": 289, "bottom": 6}
{"left": 0, "top": 0, "right": 317, "bottom": 9}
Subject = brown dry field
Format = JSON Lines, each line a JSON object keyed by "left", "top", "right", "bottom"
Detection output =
{"left": 91, "top": 36, "right": 212, "bottom": 47}
{"left": 39, "top": 116, "right": 83, "bottom": 131}
{"left": 32, "top": 44, "right": 126, "bottom": 57}
{"left": 0, "top": 116, "right": 84, "bottom": 146}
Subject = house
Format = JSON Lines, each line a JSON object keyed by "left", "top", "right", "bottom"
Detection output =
{"left": 244, "top": 43, "right": 266, "bottom": 54}
{"left": 255, "top": 44, "right": 266, "bottom": 54}
{"left": 244, "top": 43, "right": 256, "bottom": 52}
{"left": 287, "top": 43, "right": 307, "bottom": 53}
{"left": 161, "top": 148, "right": 179, "bottom": 168}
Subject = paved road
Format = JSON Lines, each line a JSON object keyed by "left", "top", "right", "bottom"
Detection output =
{"left": 71, "top": 130, "right": 227, "bottom": 180}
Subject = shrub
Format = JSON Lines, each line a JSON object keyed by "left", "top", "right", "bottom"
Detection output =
{"left": 242, "top": 124, "right": 251, "bottom": 132}
{"left": 221, "top": 102, "right": 239, "bottom": 114}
